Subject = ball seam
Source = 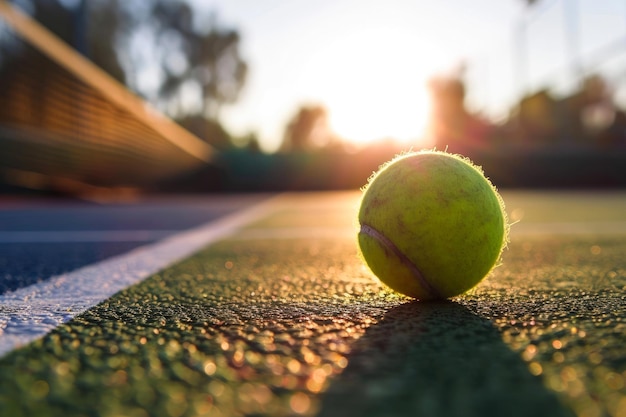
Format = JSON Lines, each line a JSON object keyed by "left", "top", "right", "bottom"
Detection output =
{"left": 360, "top": 223, "right": 443, "bottom": 300}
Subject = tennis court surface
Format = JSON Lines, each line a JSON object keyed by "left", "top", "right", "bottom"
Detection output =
{"left": 0, "top": 190, "right": 625, "bottom": 417}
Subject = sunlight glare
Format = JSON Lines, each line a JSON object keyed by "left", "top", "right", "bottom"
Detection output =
{"left": 328, "top": 83, "right": 431, "bottom": 146}
{"left": 301, "top": 26, "right": 438, "bottom": 147}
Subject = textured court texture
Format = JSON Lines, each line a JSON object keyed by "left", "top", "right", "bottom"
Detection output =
{"left": 0, "top": 191, "right": 625, "bottom": 417}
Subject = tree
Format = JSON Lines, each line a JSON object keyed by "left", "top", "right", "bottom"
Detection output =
{"left": 2, "top": 0, "right": 247, "bottom": 121}
{"left": 177, "top": 115, "right": 232, "bottom": 150}
{"left": 281, "top": 105, "right": 335, "bottom": 152}
{"left": 426, "top": 74, "right": 492, "bottom": 153}
{"left": 126, "top": 0, "right": 247, "bottom": 120}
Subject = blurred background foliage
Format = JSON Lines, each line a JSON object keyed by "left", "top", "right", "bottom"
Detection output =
{"left": 1, "top": 0, "right": 626, "bottom": 195}
{"left": 2, "top": 0, "right": 247, "bottom": 141}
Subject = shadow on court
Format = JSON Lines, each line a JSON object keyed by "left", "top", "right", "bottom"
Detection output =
{"left": 317, "top": 301, "right": 574, "bottom": 417}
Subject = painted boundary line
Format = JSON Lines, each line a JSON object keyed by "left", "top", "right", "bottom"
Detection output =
{"left": 0, "top": 195, "right": 281, "bottom": 358}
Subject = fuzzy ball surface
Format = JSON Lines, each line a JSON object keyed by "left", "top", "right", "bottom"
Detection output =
{"left": 358, "top": 150, "right": 508, "bottom": 300}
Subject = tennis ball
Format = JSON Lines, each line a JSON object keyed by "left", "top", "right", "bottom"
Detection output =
{"left": 357, "top": 150, "right": 508, "bottom": 300}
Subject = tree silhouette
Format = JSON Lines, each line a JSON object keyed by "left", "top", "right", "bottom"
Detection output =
{"left": 1, "top": 0, "right": 247, "bottom": 121}
{"left": 426, "top": 73, "right": 491, "bottom": 153}
{"left": 281, "top": 105, "right": 335, "bottom": 152}
{"left": 137, "top": 0, "right": 248, "bottom": 119}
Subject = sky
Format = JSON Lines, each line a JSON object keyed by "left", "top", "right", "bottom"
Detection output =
{"left": 191, "top": 0, "right": 626, "bottom": 152}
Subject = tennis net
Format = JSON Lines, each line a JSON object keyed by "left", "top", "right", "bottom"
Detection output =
{"left": 0, "top": 2, "right": 214, "bottom": 193}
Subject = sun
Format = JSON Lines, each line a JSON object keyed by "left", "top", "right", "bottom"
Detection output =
{"left": 328, "top": 86, "right": 432, "bottom": 147}
{"left": 298, "top": 28, "right": 437, "bottom": 149}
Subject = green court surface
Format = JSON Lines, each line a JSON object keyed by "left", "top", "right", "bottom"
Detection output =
{"left": 1, "top": 191, "right": 625, "bottom": 417}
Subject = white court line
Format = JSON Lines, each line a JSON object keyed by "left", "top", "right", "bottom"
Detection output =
{"left": 0, "top": 230, "right": 180, "bottom": 243}
{"left": 0, "top": 196, "right": 279, "bottom": 358}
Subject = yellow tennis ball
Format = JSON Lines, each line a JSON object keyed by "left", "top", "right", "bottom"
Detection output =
{"left": 358, "top": 150, "right": 508, "bottom": 300}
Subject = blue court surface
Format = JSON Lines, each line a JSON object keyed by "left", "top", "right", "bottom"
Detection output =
{"left": 0, "top": 190, "right": 625, "bottom": 417}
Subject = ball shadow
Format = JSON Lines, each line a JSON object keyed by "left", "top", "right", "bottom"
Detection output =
{"left": 317, "top": 301, "right": 573, "bottom": 417}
